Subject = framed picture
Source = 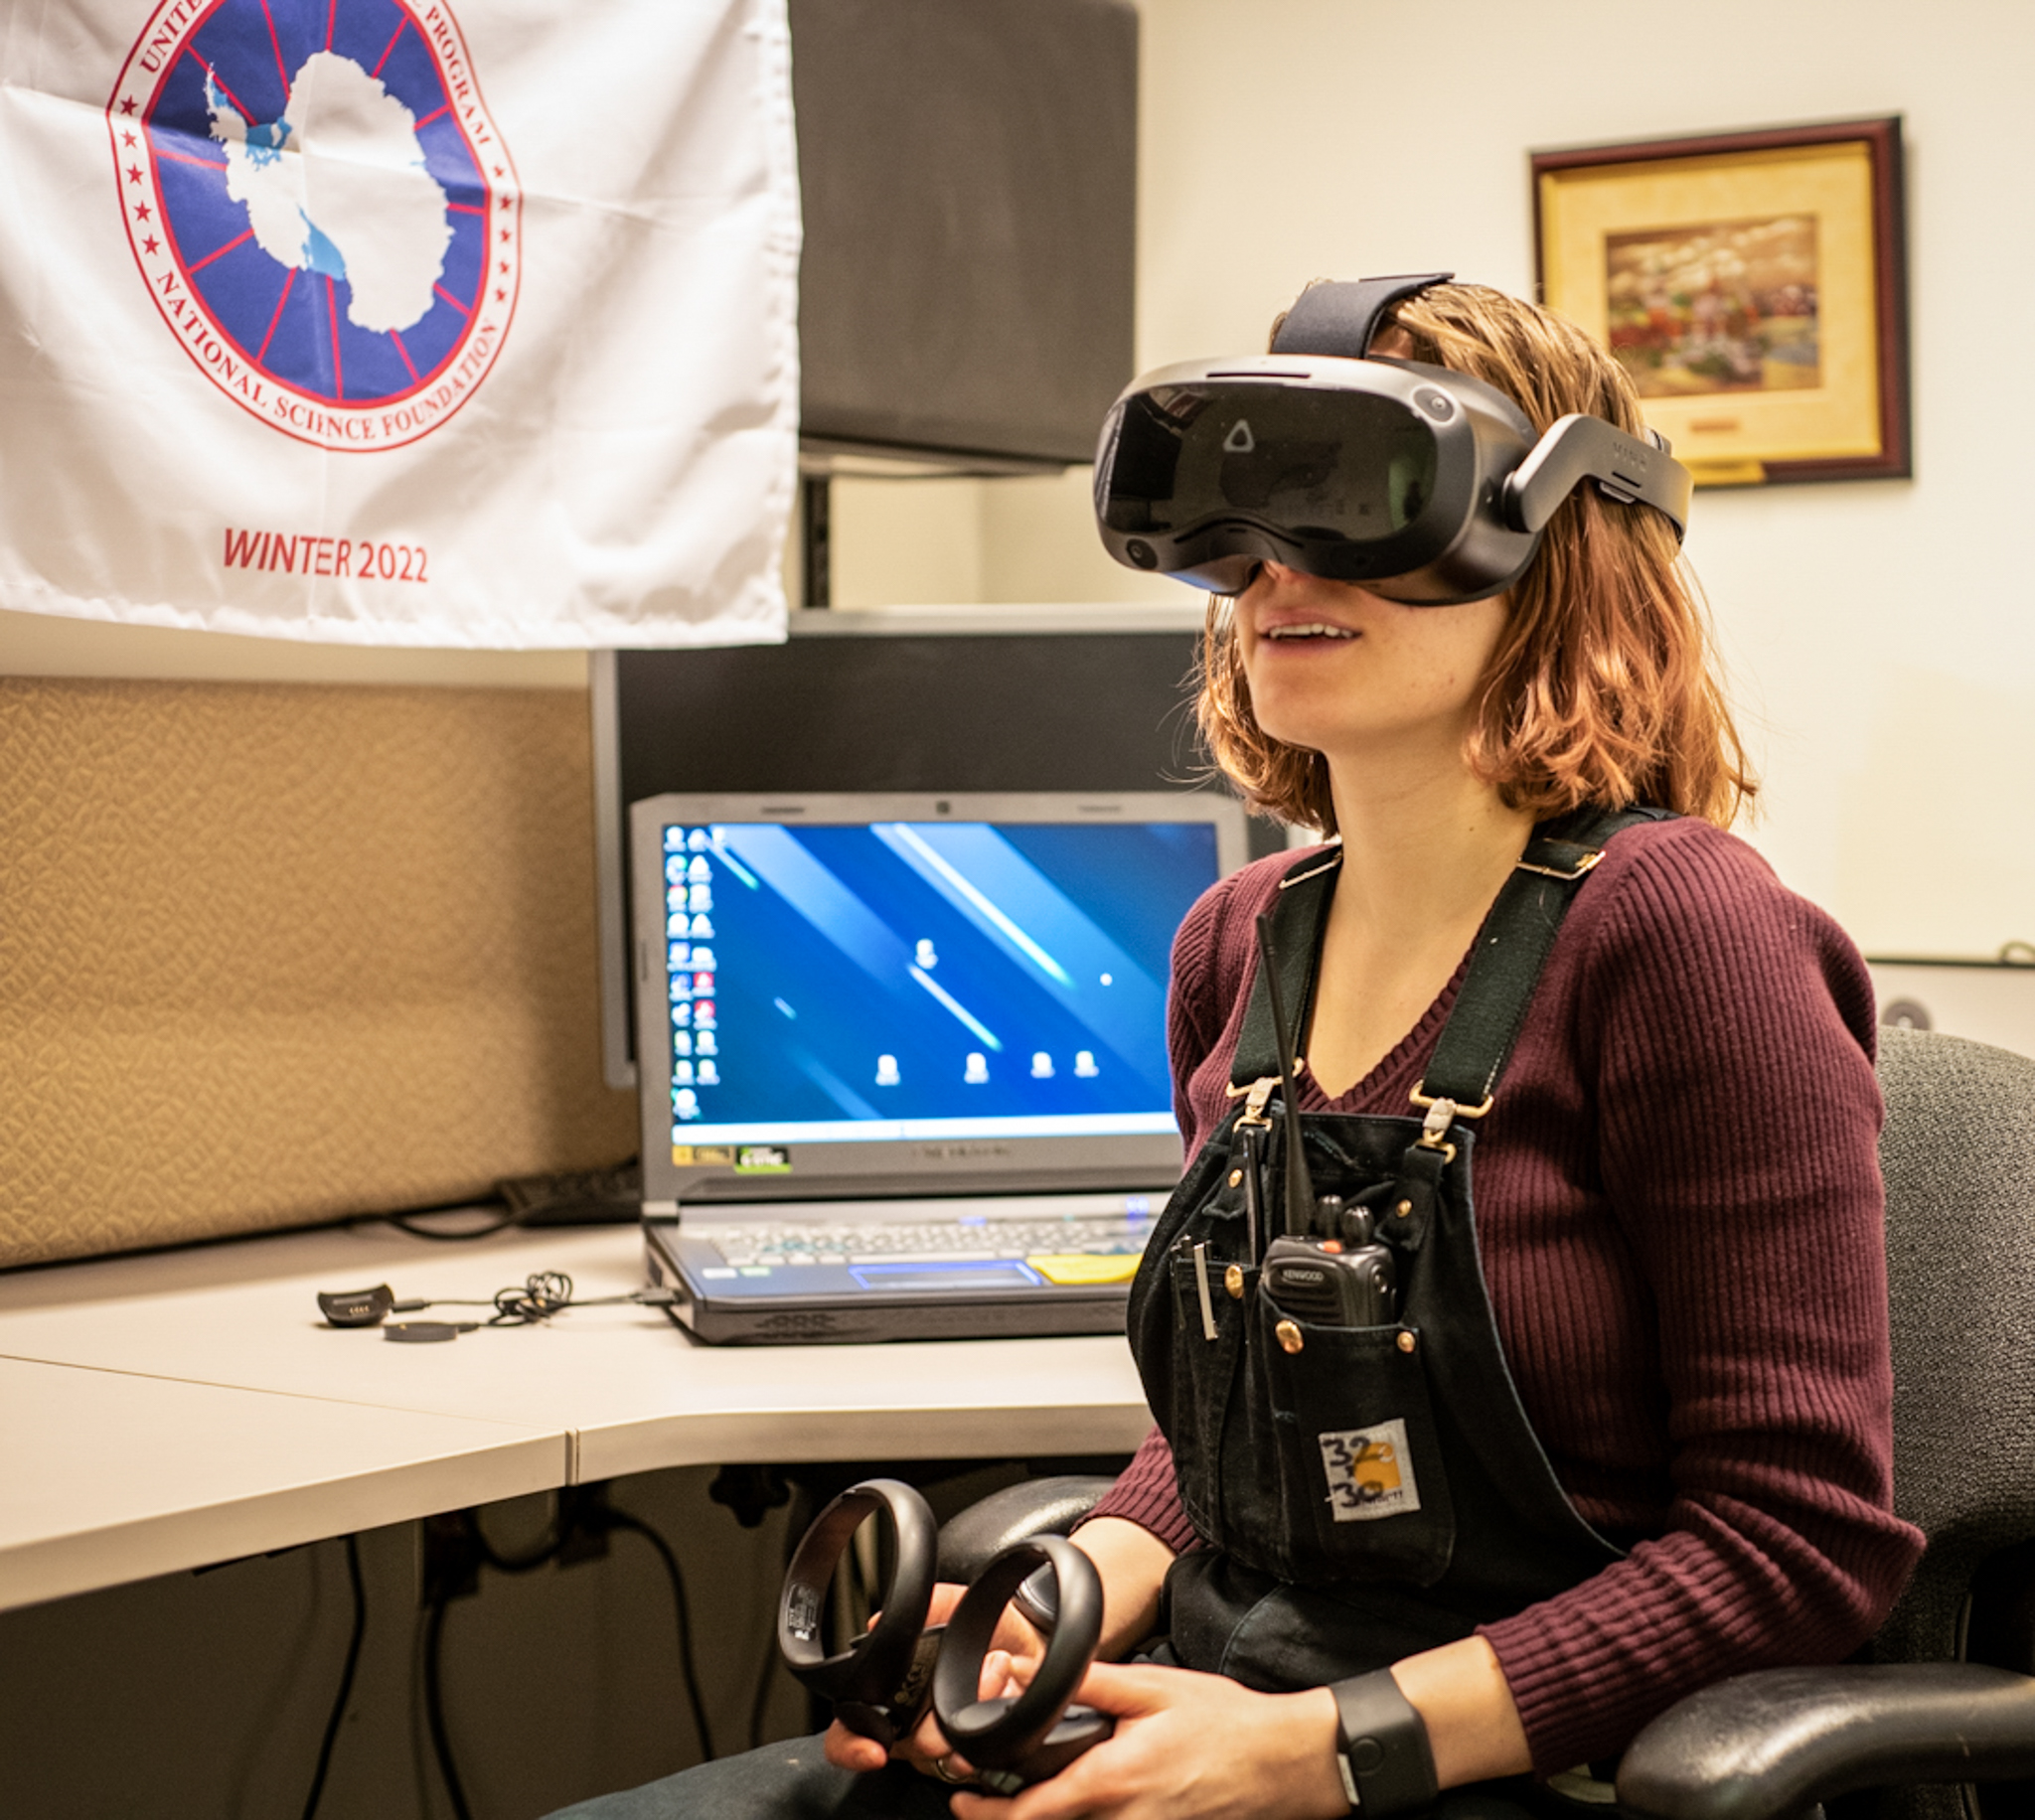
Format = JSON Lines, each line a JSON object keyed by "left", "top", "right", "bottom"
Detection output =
{"left": 1532, "top": 117, "right": 1908, "bottom": 486}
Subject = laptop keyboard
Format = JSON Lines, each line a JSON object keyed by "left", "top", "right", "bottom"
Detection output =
{"left": 695, "top": 1214, "right": 1153, "bottom": 1268}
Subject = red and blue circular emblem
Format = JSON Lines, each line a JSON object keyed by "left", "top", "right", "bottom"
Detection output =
{"left": 108, "top": 0, "right": 520, "bottom": 451}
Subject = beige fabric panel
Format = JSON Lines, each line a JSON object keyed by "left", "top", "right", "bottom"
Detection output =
{"left": 0, "top": 677, "right": 638, "bottom": 1269}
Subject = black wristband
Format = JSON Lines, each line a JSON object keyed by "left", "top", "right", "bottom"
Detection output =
{"left": 1330, "top": 1670, "right": 1439, "bottom": 1815}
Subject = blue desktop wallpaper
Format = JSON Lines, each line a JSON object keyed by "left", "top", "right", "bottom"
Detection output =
{"left": 660, "top": 821, "right": 1218, "bottom": 1139}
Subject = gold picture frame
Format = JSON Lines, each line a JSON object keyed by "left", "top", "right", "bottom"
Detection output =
{"left": 1533, "top": 118, "right": 1908, "bottom": 486}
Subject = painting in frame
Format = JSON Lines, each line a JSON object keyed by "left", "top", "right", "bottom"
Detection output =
{"left": 1532, "top": 117, "right": 1908, "bottom": 486}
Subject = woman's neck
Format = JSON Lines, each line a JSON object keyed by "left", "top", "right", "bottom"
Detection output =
{"left": 1297, "top": 758, "right": 1537, "bottom": 1099}
{"left": 1324, "top": 759, "right": 1535, "bottom": 946}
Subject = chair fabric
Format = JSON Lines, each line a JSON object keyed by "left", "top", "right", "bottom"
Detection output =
{"left": 1868, "top": 1027, "right": 2035, "bottom": 1819}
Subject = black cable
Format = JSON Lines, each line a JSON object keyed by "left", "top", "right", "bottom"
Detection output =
{"left": 418, "top": 1492, "right": 713, "bottom": 1810}
{"left": 299, "top": 1534, "right": 366, "bottom": 1820}
{"left": 371, "top": 1275, "right": 673, "bottom": 1326}
{"left": 602, "top": 1510, "right": 716, "bottom": 1762}
{"left": 358, "top": 1197, "right": 519, "bottom": 1241}
{"left": 421, "top": 1592, "right": 474, "bottom": 1820}
{"left": 488, "top": 1270, "right": 577, "bottom": 1325}
{"left": 422, "top": 1507, "right": 556, "bottom": 1820}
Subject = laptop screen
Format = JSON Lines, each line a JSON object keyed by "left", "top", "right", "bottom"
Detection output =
{"left": 632, "top": 792, "right": 1249, "bottom": 1205}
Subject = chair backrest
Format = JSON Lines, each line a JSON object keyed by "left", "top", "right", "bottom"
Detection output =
{"left": 1870, "top": 1028, "right": 2035, "bottom": 1819}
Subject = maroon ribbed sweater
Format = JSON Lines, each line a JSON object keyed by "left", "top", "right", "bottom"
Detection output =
{"left": 1089, "top": 817, "right": 1924, "bottom": 1773}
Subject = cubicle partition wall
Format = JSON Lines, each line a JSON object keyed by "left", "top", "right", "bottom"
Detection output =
{"left": 0, "top": 676, "right": 637, "bottom": 1271}
{"left": 592, "top": 607, "right": 1275, "bottom": 1090}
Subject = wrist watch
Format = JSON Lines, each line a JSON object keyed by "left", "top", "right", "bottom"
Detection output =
{"left": 1330, "top": 1670, "right": 1440, "bottom": 1815}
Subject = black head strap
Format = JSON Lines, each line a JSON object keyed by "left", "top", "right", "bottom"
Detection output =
{"left": 1269, "top": 273, "right": 1454, "bottom": 360}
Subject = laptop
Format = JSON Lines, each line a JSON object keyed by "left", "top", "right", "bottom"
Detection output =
{"left": 631, "top": 790, "right": 1248, "bottom": 1343}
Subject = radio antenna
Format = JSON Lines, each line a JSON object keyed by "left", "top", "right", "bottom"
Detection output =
{"left": 1254, "top": 911, "right": 1318, "bottom": 1237}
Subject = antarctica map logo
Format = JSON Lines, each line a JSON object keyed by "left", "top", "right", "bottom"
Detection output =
{"left": 108, "top": 0, "right": 520, "bottom": 451}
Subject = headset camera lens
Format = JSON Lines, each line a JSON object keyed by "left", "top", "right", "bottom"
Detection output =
{"left": 1125, "top": 538, "right": 1158, "bottom": 569}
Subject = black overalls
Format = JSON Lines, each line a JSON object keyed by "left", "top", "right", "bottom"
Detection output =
{"left": 1128, "top": 808, "right": 1667, "bottom": 1696}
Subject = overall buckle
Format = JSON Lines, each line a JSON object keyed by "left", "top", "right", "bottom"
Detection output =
{"left": 1407, "top": 1085, "right": 1491, "bottom": 1163}
{"left": 1513, "top": 844, "right": 1604, "bottom": 882}
{"left": 1227, "top": 1075, "right": 1282, "bottom": 1127}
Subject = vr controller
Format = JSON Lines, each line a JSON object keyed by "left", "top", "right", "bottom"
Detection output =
{"left": 776, "top": 1479, "right": 1114, "bottom": 1793}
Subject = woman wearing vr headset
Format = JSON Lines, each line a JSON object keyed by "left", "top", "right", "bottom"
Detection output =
{"left": 549, "top": 279, "right": 1920, "bottom": 1820}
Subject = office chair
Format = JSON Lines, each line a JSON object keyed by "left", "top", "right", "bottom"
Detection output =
{"left": 1618, "top": 1025, "right": 2035, "bottom": 1819}
{"left": 936, "top": 1029, "right": 2035, "bottom": 1820}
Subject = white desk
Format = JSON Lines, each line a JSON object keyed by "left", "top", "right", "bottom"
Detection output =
{"left": 0, "top": 1219, "right": 1153, "bottom": 1612}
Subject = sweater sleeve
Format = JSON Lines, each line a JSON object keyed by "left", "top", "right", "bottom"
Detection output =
{"left": 1166, "top": 869, "right": 1242, "bottom": 1159}
{"left": 1477, "top": 827, "right": 1924, "bottom": 1772}
{"left": 1080, "top": 1425, "right": 1203, "bottom": 1555}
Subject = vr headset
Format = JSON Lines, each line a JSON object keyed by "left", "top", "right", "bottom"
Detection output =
{"left": 1092, "top": 272, "right": 1692, "bottom": 605}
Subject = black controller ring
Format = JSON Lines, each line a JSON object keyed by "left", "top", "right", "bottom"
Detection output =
{"left": 776, "top": 1479, "right": 938, "bottom": 1746}
{"left": 931, "top": 1535, "right": 1104, "bottom": 1772}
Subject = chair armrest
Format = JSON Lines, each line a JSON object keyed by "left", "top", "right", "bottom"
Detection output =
{"left": 1616, "top": 1663, "right": 2035, "bottom": 1820}
{"left": 935, "top": 1475, "right": 1117, "bottom": 1583}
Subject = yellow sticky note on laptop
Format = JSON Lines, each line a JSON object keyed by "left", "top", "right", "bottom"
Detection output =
{"left": 1026, "top": 1254, "right": 1142, "bottom": 1287}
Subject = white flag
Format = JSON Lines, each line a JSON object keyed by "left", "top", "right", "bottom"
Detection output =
{"left": 0, "top": 0, "right": 799, "bottom": 648}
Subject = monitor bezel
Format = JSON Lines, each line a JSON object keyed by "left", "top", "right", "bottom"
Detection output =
{"left": 630, "top": 789, "right": 1248, "bottom": 1207}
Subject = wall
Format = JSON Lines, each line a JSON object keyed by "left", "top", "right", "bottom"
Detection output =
{"left": 844, "top": 0, "right": 2035, "bottom": 957}
{"left": 1125, "top": 0, "right": 2035, "bottom": 959}
{"left": 0, "top": 676, "right": 635, "bottom": 1267}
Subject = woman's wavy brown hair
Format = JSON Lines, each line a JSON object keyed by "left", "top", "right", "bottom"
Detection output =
{"left": 1197, "top": 282, "right": 1757, "bottom": 833}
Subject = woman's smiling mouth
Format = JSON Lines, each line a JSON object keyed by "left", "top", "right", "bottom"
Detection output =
{"left": 1262, "top": 621, "right": 1358, "bottom": 641}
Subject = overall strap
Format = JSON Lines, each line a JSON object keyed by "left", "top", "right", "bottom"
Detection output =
{"left": 1229, "top": 807, "right": 1670, "bottom": 1100}
{"left": 1230, "top": 846, "right": 1342, "bottom": 1088}
{"left": 1413, "top": 804, "right": 1670, "bottom": 1118}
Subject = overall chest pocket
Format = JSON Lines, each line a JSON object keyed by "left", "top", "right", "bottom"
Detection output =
{"left": 1241, "top": 1290, "right": 1458, "bottom": 1588}
{"left": 1132, "top": 1112, "right": 1462, "bottom": 1588}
